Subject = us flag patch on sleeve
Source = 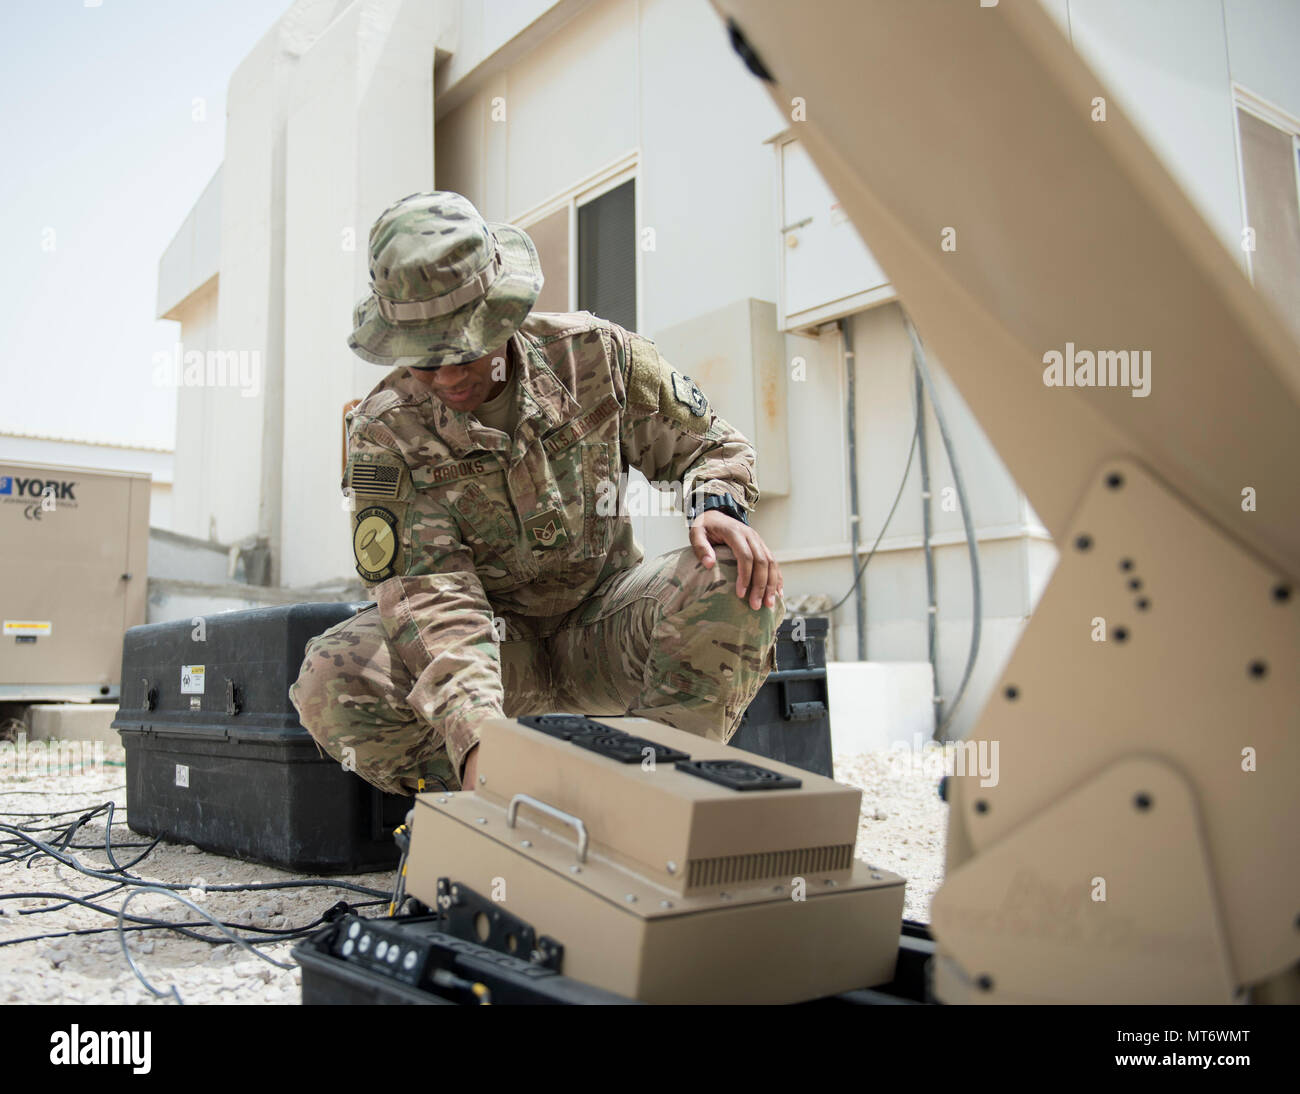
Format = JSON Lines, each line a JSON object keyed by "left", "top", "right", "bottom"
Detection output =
{"left": 348, "top": 461, "right": 403, "bottom": 499}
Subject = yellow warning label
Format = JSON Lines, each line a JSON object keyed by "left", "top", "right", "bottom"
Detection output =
{"left": 181, "top": 665, "right": 206, "bottom": 695}
{"left": 3, "top": 620, "right": 51, "bottom": 636}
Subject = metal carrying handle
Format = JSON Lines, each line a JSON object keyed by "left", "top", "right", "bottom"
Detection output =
{"left": 778, "top": 677, "right": 828, "bottom": 722}
{"left": 506, "top": 793, "right": 589, "bottom": 864}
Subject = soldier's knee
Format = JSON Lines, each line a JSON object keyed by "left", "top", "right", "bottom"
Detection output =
{"left": 675, "top": 545, "right": 739, "bottom": 596}
{"left": 713, "top": 553, "right": 785, "bottom": 623}
{"left": 668, "top": 566, "right": 778, "bottom": 647}
{"left": 289, "top": 637, "right": 362, "bottom": 749}
{"left": 289, "top": 653, "right": 323, "bottom": 732}
{"left": 290, "top": 675, "right": 340, "bottom": 765}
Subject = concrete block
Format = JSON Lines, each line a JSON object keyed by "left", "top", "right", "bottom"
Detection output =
{"left": 27, "top": 703, "right": 122, "bottom": 747}
{"left": 827, "top": 661, "right": 934, "bottom": 755}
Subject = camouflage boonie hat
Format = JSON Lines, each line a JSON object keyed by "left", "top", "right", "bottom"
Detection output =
{"left": 348, "top": 191, "right": 543, "bottom": 367}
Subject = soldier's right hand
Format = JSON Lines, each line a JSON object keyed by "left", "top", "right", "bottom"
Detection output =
{"left": 689, "top": 509, "right": 783, "bottom": 611}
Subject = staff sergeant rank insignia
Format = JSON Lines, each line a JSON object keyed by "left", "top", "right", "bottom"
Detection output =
{"left": 353, "top": 506, "right": 399, "bottom": 581}
{"left": 524, "top": 507, "right": 568, "bottom": 549}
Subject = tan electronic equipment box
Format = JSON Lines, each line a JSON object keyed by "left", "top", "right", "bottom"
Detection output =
{"left": 406, "top": 714, "right": 904, "bottom": 1004}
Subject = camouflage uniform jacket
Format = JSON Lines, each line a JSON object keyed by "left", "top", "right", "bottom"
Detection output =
{"left": 341, "top": 310, "right": 760, "bottom": 777}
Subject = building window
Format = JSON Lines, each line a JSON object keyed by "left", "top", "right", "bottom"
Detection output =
{"left": 1235, "top": 90, "right": 1300, "bottom": 342}
{"left": 515, "top": 163, "right": 639, "bottom": 331}
{"left": 578, "top": 178, "right": 637, "bottom": 331}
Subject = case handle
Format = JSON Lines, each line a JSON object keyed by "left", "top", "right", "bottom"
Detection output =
{"left": 778, "top": 677, "right": 828, "bottom": 722}
{"left": 506, "top": 793, "right": 589, "bottom": 864}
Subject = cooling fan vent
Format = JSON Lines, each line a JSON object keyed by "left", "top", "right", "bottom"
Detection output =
{"left": 686, "top": 843, "right": 854, "bottom": 888}
{"left": 518, "top": 714, "right": 613, "bottom": 740}
{"left": 675, "top": 759, "right": 802, "bottom": 791}
{"left": 518, "top": 714, "right": 691, "bottom": 764}
{"left": 570, "top": 732, "right": 690, "bottom": 765}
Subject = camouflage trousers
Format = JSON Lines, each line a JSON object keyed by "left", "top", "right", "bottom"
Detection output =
{"left": 289, "top": 546, "right": 785, "bottom": 796}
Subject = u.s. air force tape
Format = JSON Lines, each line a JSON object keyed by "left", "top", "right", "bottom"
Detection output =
{"left": 353, "top": 506, "right": 399, "bottom": 581}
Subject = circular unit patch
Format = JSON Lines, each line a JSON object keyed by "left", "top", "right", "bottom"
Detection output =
{"left": 353, "top": 506, "right": 399, "bottom": 581}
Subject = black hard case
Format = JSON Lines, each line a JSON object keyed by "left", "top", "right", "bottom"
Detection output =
{"left": 112, "top": 602, "right": 408, "bottom": 874}
{"left": 731, "top": 616, "right": 833, "bottom": 777}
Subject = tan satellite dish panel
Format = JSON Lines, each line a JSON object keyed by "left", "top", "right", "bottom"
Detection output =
{"left": 710, "top": 0, "right": 1299, "bottom": 1003}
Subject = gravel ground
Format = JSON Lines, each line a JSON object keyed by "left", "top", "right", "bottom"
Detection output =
{"left": 0, "top": 741, "right": 947, "bottom": 1004}
{"left": 0, "top": 743, "right": 393, "bottom": 1005}
{"left": 835, "top": 747, "right": 950, "bottom": 924}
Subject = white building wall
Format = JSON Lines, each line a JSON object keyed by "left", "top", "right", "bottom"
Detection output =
{"left": 435, "top": 0, "right": 584, "bottom": 94}
{"left": 1066, "top": 0, "right": 1244, "bottom": 260}
{"left": 211, "top": 24, "right": 285, "bottom": 552}
{"left": 281, "top": 0, "right": 439, "bottom": 587}
{"left": 1040, "top": 0, "right": 1300, "bottom": 267}
{"left": 1223, "top": 0, "right": 1300, "bottom": 115}
{"left": 158, "top": 159, "right": 222, "bottom": 542}
{"left": 158, "top": 169, "right": 223, "bottom": 319}
{"left": 149, "top": 485, "right": 173, "bottom": 531}
{"left": 167, "top": 280, "right": 219, "bottom": 539}
{"left": 507, "top": 4, "right": 637, "bottom": 218}
{"left": 636, "top": 0, "right": 787, "bottom": 333}
{"left": 199, "top": 1, "right": 355, "bottom": 573}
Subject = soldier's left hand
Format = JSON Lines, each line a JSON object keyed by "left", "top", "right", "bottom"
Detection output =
{"left": 689, "top": 509, "right": 783, "bottom": 611}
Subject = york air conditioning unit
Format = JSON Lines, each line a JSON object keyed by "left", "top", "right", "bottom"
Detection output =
{"left": 0, "top": 460, "right": 149, "bottom": 701}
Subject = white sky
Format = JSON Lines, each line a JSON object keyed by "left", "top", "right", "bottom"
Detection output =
{"left": 0, "top": 0, "right": 289, "bottom": 450}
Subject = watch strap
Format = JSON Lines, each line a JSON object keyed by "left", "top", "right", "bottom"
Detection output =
{"left": 689, "top": 492, "right": 749, "bottom": 526}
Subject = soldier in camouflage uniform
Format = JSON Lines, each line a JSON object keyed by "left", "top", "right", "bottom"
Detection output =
{"left": 290, "top": 192, "right": 785, "bottom": 796}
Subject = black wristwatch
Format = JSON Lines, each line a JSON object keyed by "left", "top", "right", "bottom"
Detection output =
{"left": 688, "top": 492, "right": 749, "bottom": 526}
